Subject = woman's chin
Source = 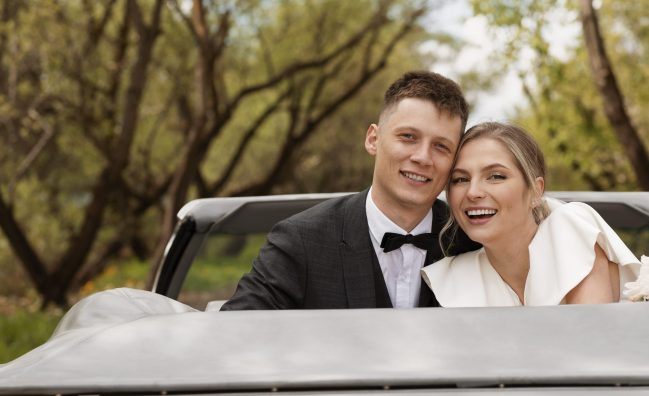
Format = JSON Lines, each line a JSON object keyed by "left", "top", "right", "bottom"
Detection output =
{"left": 463, "top": 230, "right": 492, "bottom": 246}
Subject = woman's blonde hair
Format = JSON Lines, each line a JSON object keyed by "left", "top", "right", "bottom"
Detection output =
{"left": 440, "top": 122, "right": 550, "bottom": 253}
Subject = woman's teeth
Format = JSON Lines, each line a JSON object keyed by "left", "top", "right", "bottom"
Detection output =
{"left": 466, "top": 209, "right": 497, "bottom": 218}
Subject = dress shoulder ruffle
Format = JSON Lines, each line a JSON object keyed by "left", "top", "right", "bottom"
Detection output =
{"left": 526, "top": 201, "right": 640, "bottom": 305}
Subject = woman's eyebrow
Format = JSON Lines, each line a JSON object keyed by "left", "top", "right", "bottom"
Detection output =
{"left": 453, "top": 163, "right": 510, "bottom": 173}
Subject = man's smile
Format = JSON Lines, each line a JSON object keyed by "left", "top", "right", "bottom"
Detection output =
{"left": 400, "top": 171, "right": 430, "bottom": 183}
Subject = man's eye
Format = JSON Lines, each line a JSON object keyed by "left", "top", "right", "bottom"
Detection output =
{"left": 435, "top": 143, "right": 450, "bottom": 153}
{"left": 400, "top": 133, "right": 415, "bottom": 140}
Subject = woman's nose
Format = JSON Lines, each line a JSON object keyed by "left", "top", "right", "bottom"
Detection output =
{"left": 466, "top": 181, "right": 485, "bottom": 200}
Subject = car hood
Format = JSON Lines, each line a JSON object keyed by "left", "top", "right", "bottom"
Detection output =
{"left": 1, "top": 301, "right": 649, "bottom": 395}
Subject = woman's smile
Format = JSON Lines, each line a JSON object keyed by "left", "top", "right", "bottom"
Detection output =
{"left": 464, "top": 207, "right": 498, "bottom": 224}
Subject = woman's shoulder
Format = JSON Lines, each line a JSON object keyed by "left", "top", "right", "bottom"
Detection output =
{"left": 545, "top": 199, "right": 597, "bottom": 220}
{"left": 540, "top": 199, "right": 613, "bottom": 238}
{"left": 534, "top": 198, "right": 630, "bottom": 259}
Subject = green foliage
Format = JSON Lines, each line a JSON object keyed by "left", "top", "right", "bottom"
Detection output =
{"left": 77, "top": 260, "right": 149, "bottom": 297}
{"left": 0, "top": 0, "right": 449, "bottom": 303}
{"left": 470, "top": 0, "right": 648, "bottom": 191}
{"left": 178, "top": 235, "right": 267, "bottom": 308}
{"left": 0, "top": 234, "right": 264, "bottom": 362}
{"left": 0, "top": 308, "right": 63, "bottom": 364}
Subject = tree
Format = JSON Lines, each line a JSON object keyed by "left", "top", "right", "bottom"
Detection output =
{"left": 145, "top": 0, "right": 431, "bottom": 284}
{"left": 1, "top": 0, "right": 450, "bottom": 306}
{"left": 470, "top": 0, "right": 649, "bottom": 191}
{"left": 578, "top": 0, "right": 649, "bottom": 190}
{"left": 0, "top": 0, "right": 164, "bottom": 306}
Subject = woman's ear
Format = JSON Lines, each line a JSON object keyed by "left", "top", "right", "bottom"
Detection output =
{"left": 535, "top": 176, "right": 545, "bottom": 195}
{"left": 532, "top": 176, "right": 545, "bottom": 207}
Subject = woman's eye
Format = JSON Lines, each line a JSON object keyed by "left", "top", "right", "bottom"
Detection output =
{"left": 487, "top": 173, "right": 506, "bottom": 181}
{"left": 451, "top": 176, "right": 469, "bottom": 184}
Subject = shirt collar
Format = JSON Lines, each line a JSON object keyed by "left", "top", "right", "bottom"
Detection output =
{"left": 366, "top": 186, "right": 433, "bottom": 246}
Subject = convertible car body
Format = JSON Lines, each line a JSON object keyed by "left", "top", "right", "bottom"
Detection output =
{"left": 0, "top": 191, "right": 648, "bottom": 396}
{"left": 152, "top": 191, "right": 649, "bottom": 301}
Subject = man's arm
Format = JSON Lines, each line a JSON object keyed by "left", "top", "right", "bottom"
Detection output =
{"left": 220, "top": 219, "right": 307, "bottom": 310}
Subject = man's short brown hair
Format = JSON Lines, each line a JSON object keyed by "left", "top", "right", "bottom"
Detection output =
{"left": 381, "top": 70, "right": 468, "bottom": 132}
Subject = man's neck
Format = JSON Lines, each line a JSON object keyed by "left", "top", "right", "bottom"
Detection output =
{"left": 369, "top": 189, "right": 431, "bottom": 232}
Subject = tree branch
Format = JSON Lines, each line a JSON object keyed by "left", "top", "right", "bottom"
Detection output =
{"left": 0, "top": 192, "right": 50, "bottom": 300}
{"left": 204, "top": 89, "right": 291, "bottom": 196}
{"left": 223, "top": 2, "right": 393, "bottom": 116}
{"left": 230, "top": 4, "right": 424, "bottom": 197}
{"left": 8, "top": 110, "right": 56, "bottom": 201}
{"left": 45, "top": 0, "right": 165, "bottom": 306}
{"left": 82, "top": 0, "right": 118, "bottom": 56}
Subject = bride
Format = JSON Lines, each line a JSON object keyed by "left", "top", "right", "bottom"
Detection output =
{"left": 422, "top": 122, "right": 642, "bottom": 306}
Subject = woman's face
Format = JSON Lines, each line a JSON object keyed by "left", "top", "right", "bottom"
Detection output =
{"left": 448, "top": 137, "right": 539, "bottom": 247}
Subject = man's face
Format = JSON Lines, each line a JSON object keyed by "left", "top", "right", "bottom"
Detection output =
{"left": 365, "top": 98, "right": 462, "bottom": 224}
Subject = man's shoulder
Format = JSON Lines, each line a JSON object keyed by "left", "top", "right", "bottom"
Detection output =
{"left": 287, "top": 190, "right": 367, "bottom": 223}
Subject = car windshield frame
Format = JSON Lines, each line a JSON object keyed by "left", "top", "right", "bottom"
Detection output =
{"left": 153, "top": 191, "right": 649, "bottom": 300}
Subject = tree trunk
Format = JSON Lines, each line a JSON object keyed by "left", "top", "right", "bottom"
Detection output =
{"left": 0, "top": 194, "right": 51, "bottom": 299}
{"left": 43, "top": 0, "right": 166, "bottom": 306}
{"left": 579, "top": 0, "right": 649, "bottom": 190}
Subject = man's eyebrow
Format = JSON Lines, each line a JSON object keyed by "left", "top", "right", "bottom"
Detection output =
{"left": 393, "top": 126, "right": 423, "bottom": 133}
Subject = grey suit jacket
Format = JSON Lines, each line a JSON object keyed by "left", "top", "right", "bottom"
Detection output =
{"left": 220, "top": 189, "right": 480, "bottom": 310}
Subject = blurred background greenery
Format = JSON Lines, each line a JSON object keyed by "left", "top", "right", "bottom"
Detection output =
{"left": 1, "top": 0, "right": 648, "bottom": 363}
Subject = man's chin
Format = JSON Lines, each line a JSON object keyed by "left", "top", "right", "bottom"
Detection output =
{"left": 397, "top": 194, "right": 437, "bottom": 210}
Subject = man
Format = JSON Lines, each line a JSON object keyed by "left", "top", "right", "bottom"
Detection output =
{"left": 221, "top": 70, "right": 480, "bottom": 310}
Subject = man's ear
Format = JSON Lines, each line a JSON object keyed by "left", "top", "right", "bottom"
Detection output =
{"left": 365, "top": 124, "right": 379, "bottom": 156}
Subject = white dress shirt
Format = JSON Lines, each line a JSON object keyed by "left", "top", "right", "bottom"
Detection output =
{"left": 366, "top": 188, "right": 433, "bottom": 308}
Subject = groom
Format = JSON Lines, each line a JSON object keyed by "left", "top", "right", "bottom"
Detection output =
{"left": 221, "top": 71, "right": 480, "bottom": 310}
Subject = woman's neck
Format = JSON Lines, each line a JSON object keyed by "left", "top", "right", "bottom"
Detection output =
{"left": 483, "top": 222, "right": 538, "bottom": 304}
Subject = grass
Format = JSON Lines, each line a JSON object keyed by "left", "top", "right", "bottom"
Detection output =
{"left": 0, "top": 234, "right": 264, "bottom": 364}
{"left": 0, "top": 308, "right": 63, "bottom": 364}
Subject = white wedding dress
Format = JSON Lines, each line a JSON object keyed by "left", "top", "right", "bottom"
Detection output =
{"left": 421, "top": 199, "right": 641, "bottom": 307}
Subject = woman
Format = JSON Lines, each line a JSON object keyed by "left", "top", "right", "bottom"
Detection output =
{"left": 421, "top": 122, "right": 641, "bottom": 306}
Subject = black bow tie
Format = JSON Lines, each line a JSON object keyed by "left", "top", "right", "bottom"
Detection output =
{"left": 380, "top": 232, "right": 435, "bottom": 253}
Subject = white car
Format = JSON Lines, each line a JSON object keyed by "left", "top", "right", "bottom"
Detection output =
{"left": 0, "top": 191, "right": 648, "bottom": 396}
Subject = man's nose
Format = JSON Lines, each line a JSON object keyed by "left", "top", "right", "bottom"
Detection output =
{"left": 410, "top": 144, "right": 433, "bottom": 166}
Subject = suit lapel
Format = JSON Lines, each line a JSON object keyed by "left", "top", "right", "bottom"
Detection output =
{"left": 426, "top": 199, "right": 448, "bottom": 264}
{"left": 340, "top": 190, "right": 377, "bottom": 308}
{"left": 419, "top": 199, "right": 448, "bottom": 307}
